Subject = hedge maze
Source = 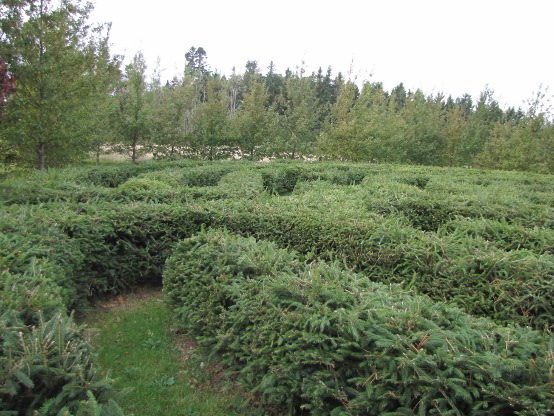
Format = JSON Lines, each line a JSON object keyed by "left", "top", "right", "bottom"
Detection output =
{"left": 1, "top": 160, "right": 553, "bottom": 414}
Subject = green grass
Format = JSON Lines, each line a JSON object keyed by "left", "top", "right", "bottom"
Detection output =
{"left": 84, "top": 289, "right": 251, "bottom": 416}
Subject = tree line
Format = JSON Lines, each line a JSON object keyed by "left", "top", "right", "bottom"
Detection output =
{"left": 1, "top": 0, "right": 553, "bottom": 173}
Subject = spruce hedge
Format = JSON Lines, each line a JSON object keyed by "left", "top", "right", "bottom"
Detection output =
{"left": 164, "top": 229, "right": 553, "bottom": 415}
{"left": 1, "top": 160, "right": 554, "bottom": 413}
{"left": 204, "top": 197, "right": 554, "bottom": 330}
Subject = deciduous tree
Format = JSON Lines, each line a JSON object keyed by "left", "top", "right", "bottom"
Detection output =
{"left": 231, "top": 75, "right": 274, "bottom": 160}
{"left": 0, "top": 0, "right": 119, "bottom": 169}
{"left": 113, "top": 51, "right": 149, "bottom": 163}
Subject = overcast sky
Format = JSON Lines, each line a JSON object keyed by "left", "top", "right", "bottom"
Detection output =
{"left": 90, "top": 0, "right": 553, "bottom": 109}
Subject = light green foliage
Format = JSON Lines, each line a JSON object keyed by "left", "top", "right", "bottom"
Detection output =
{"left": 148, "top": 77, "right": 195, "bottom": 159}
{"left": 112, "top": 52, "right": 150, "bottom": 163}
{"left": 0, "top": 0, "right": 120, "bottom": 170}
{"left": 400, "top": 90, "right": 445, "bottom": 165}
{"left": 275, "top": 70, "right": 320, "bottom": 158}
{"left": 354, "top": 82, "right": 408, "bottom": 163}
{"left": 230, "top": 75, "right": 276, "bottom": 160}
{"left": 87, "top": 292, "right": 247, "bottom": 415}
{"left": 318, "top": 80, "right": 360, "bottom": 160}
{"left": 476, "top": 114, "right": 554, "bottom": 173}
{"left": 190, "top": 76, "right": 231, "bottom": 160}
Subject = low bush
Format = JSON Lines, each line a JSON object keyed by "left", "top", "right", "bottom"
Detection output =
{"left": 0, "top": 205, "right": 83, "bottom": 306}
{"left": 0, "top": 309, "right": 123, "bottom": 415}
{"left": 2, "top": 160, "right": 554, "bottom": 413}
{"left": 205, "top": 194, "right": 554, "bottom": 330}
{"left": 441, "top": 217, "right": 554, "bottom": 254}
{"left": 164, "top": 230, "right": 554, "bottom": 415}
{"left": 112, "top": 177, "right": 185, "bottom": 203}
{"left": 180, "top": 163, "right": 239, "bottom": 187}
{"left": 60, "top": 202, "right": 210, "bottom": 296}
{"left": 78, "top": 163, "right": 163, "bottom": 188}
{"left": 261, "top": 165, "right": 304, "bottom": 194}
{"left": 163, "top": 228, "right": 304, "bottom": 341}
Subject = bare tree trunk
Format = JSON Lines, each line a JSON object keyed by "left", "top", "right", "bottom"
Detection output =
{"left": 132, "top": 139, "right": 137, "bottom": 163}
{"left": 37, "top": 142, "right": 45, "bottom": 170}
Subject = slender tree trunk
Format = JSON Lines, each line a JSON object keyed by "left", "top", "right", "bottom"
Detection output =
{"left": 37, "top": 142, "right": 45, "bottom": 170}
{"left": 132, "top": 137, "right": 137, "bottom": 163}
{"left": 37, "top": 0, "right": 46, "bottom": 171}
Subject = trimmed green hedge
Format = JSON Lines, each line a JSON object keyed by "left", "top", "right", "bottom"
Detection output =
{"left": 203, "top": 197, "right": 554, "bottom": 330}
{"left": 1, "top": 160, "right": 554, "bottom": 413}
{"left": 163, "top": 229, "right": 553, "bottom": 415}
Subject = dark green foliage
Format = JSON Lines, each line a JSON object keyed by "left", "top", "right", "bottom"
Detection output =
{"left": 60, "top": 203, "right": 210, "bottom": 296}
{"left": 0, "top": 310, "right": 123, "bottom": 415}
{"left": 397, "top": 175, "right": 430, "bottom": 189}
{"left": 2, "top": 161, "right": 554, "bottom": 330}
{"left": 112, "top": 177, "right": 185, "bottom": 203}
{"left": 0, "top": 270, "right": 66, "bottom": 326}
{"left": 163, "top": 230, "right": 553, "bottom": 415}
{"left": 0, "top": 204, "right": 83, "bottom": 307}
{"left": 0, "top": 177, "right": 110, "bottom": 205}
{"left": 260, "top": 163, "right": 368, "bottom": 195}
{"left": 79, "top": 163, "right": 163, "bottom": 188}
{"left": 261, "top": 165, "right": 303, "bottom": 194}
{"left": 442, "top": 217, "right": 554, "bottom": 254}
{"left": 163, "top": 228, "right": 304, "bottom": 340}
{"left": 2, "top": 160, "right": 554, "bottom": 414}
{"left": 205, "top": 196, "right": 554, "bottom": 330}
{"left": 180, "top": 164, "right": 239, "bottom": 187}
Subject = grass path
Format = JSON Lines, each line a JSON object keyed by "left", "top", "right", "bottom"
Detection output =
{"left": 83, "top": 288, "right": 250, "bottom": 415}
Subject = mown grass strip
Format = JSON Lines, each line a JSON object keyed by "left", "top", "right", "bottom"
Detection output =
{"left": 84, "top": 289, "right": 249, "bottom": 416}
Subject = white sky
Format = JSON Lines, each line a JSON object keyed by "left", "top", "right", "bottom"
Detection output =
{"left": 90, "top": 0, "right": 553, "bottom": 109}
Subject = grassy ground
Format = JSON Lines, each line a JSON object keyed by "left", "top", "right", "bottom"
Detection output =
{"left": 83, "top": 288, "right": 251, "bottom": 416}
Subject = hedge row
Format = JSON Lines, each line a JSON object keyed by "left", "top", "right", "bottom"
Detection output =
{"left": 2, "top": 160, "right": 553, "bottom": 331}
{"left": 2, "top": 160, "right": 554, "bottom": 413}
{"left": 0, "top": 201, "right": 212, "bottom": 414}
{"left": 203, "top": 196, "right": 554, "bottom": 331}
{"left": 163, "top": 229, "right": 554, "bottom": 415}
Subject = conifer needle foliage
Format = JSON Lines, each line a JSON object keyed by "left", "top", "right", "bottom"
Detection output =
{"left": 164, "top": 229, "right": 553, "bottom": 415}
{"left": 2, "top": 160, "right": 554, "bottom": 414}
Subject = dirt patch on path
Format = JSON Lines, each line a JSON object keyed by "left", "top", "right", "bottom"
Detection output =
{"left": 97, "top": 286, "right": 163, "bottom": 312}
{"left": 76, "top": 285, "right": 163, "bottom": 324}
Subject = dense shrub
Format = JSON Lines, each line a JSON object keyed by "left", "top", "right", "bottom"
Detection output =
{"left": 163, "top": 228, "right": 304, "bottom": 340}
{"left": 204, "top": 191, "right": 554, "bottom": 330}
{"left": 164, "top": 230, "right": 554, "bottom": 415}
{"left": 2, "top": 160, "right": 554, "bottom": 413}
{"left": 0, "top": 177, "right": 110, "bottom": 205}
{"left": 261, "top": 165, "right": 304, "bottom": 194}
{"left": 112, "top": 177, "right": 186, "bottom": 203}
{"left": 78, "top": 163, "right": 163, "bottom": 188}
{"left": 0, "top": 309, "right": 123, "bottom": 415}
{"left": 0, "top": 205, "right": 83, "bottom": 306}
{"left": 180, "top": 163, "right": 239, "bottom": 187}
{"left": 178, "top": 169, "right": 266, "bottom": 201}
{"left": 60, "top": 203, "right": 210, "bottom": 296}
{"left": 441, "top": 217, "right": 554, "bottom": 254}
